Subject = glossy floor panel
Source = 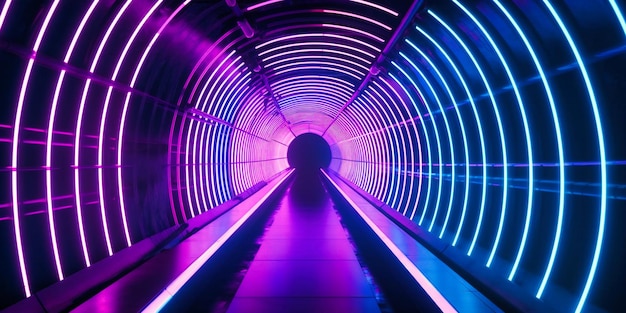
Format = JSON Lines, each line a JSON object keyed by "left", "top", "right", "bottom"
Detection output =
{"left": 226, "top": 170, "right": 380, "bottom": 313}
{"left": 227, "top": 297, "right": 381, "bottom": 313}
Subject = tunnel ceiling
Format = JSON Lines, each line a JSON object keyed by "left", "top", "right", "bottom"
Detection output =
{"left": 1, "top": 0, "right": 626, "bottom": 312}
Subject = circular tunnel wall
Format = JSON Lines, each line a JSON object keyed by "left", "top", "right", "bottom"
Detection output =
{"left": 0, "top": 0, "right": 625, "bottom": 312}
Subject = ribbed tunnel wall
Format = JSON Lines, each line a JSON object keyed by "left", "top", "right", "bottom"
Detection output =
{"left": 1, "top": 0, "right": 625, "bottom": 312}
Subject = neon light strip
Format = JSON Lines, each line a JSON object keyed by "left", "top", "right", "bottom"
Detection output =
{"left": 271, "top": 60, "right": 366, "bottom": 76}
{"left": 11, "top": 0, "right": 60, "bottom": 297}
{"left": 322, "top": 170, "right": 457, "bottom": 313}
{"left": 381, "top": 77, "right": 422, "bottom": 219}
{"left": 273, "top": 66, "right": 363, "bottom": 80}
{"left": 141, "top": 169, "right": 294, "bottom": 312}
{"left": 45, "top": 0, "right": 99, "bottom": 281}
{"left": 359, "top": 93, "right": 392, "bottom": 202}
{"left": 403, "top": 43, "right": 456, "bottom": 233}
{"left": 378, "top": 78, "right": 415, "bottom": 214}
{"left": 259, "top": 41, "right": 376, "bottom": 59}
{"left": 392, "top": 64, "right": 440, "bottom": 224}
{"left": 186, "top": 52, "right": 237, "bottom": 216}
{"left": 271, "top": 75, "right": 355, "bottom": 88}
{"left": 408, "top": 29, "right": 470, "bottom": 240}
{"left": 273, "top": 81, "right": 353, "bottom": 97}
{"left": 256, "top": 33, "right": 381, "bottom": 53}
{"left": 542, "top": 2, "right": 607, "bottom": 311}
{"left": 368, "top": 83, "right": 405, "bottom": 209}
{"left": 322, "top": 24, "right": 385, "bottom": 42}
{"left": 265, "top": 55, "right": 370, "bottom": 72}
{"left": 360, "top": 90, "right": 395, "bottom": 205}
{"left": 492, "top": 0, "right": 565, "bottom": 284}
{"left": 429, "top": 10, "right": 510, "bottom": 258}
{"left": 413, "top": 24, "right": 485, "bottom": 247}
{"left": 349, "top": 0, "right": 398, "bottom": 16}
{"left": 396, "top": 55, "right": 445, "bottom": 228}
{"left": 246, "top": 0, "right": 283, "bottom": 12}
{"left": 321, "top": 9, "right": 391, "bottom": 30}
{"left": 609, "top": 0, "right": 626, "bottom": 36}
{"left": 453, "top": 0, "right": 534, "bottom": 268}
{"left": 120, "top": 0, "right": 192, "bottom": 240}
{"left": 96, "top": 0, "right": 160, "bottom": 253}
{"left": 0, "top": 0, "right": 11, "bottom": 31}
{"left": 205, "top": 64, "right": 246, "bottom": 204}
{"left": 389, "top": 73, "right": 432, "bottom": 220}
{"left": 262, "top": 48, "right": 372, "bottom": 66}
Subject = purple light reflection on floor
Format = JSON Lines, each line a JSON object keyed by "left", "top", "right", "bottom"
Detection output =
{"left": 226, "top": 170, "right": 381, "bottom": 313}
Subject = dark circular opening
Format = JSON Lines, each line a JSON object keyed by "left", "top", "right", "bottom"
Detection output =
{"left": 287, "top": 133, "right": 332, "bottom": 169}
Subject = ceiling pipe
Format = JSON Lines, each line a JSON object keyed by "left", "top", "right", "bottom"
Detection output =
{"left": 321, "top": 0, "right": 424, "bottom": 136}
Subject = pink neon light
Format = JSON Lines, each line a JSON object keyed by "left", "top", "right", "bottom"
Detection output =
{"left": 256, "top": 33, "right": 381, "bottom": 52}
{"left": 45, "top": 0, "right": 99, "bottom": 281}
{"left": 322, "top": 24, "right": 385, "bottom": 42}
{"left": 12, "top": 59, "right": 35, "bottom": 298}
{"left": 246, "top": 0, "right": 283, "bottom": 12}
{"left": 371, "top": 80, "right": 407, "bottom": 209}
{"left": 270, "top": 75, "right": 355, "bottom": 88}
{"left": 75, "top": 0, "right": 132, "bottom": 260}
{"left": 97, "top": 89, "right": 115, "bottom": 256}
{"left": 324, "top": 33, "right": 381, "bottom": 52}
{"left": 382, "top": 77, "right": 423, "bottom": 219}
{"left": 321, "top": 9, "right": 391, "bottom": 30}
{"left": 349, "top": 0, "right": 398, "bottom": 16}
{"left": 64, "top": 1, "right": 99, "bottom": 63}
{"left": 0, "top": 0, "right": 13, "bottom": 32}
{"left": 89, "top": 0, "right": 132, "bottom": 73}
{"left": 259, "top": 41, "right": 376, "bottom": 59}
{"left": 273, "top": 65, "right": 362, "bottom": 80}
{"left": 131, "top": 0, "right": 191, "bottom": 228}
{"left": 112, "top": 1, "right": 162, "bottom": 80}
{"left": 46, "top": 70, "right": 67, "bottom": 281}
{"left": 273, "top": 81, "right": 353, "bottom": 97}
{"left": 97, "top": 0, "right": 162, "bottom": 249}
{"left": 275, "top": 86, "right": 350, "bottom": 102}
{"left": 12, "top": 0, "right": 60, "bottom": 296}
{"left": 265, "top": 55, "right": 370, "bottom": 72}
{"left": 262, "top": 48, "right": 372, "bottom": 65}
{"left": 74, "top": 80, "right": 92, "bottom": 267}
{"left": 32, "top": 0, "right": 59, "bottom": 52}
{"left": 272, "top": 61, "right": 365, "bottom": 77}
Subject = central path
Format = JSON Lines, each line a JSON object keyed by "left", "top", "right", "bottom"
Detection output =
{"left": 226, "top": 170, "right": 382, "bottom": 313}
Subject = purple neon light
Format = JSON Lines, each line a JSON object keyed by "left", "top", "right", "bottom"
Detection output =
{"left": 246, "top": 0, "right": 283, "bottom": 12}
{"left": 11, "top": 0, "right": 61, "bottom": 297}
{"left": 97, "top": 0, "right": 162, "bottom": 248}
{"left": 321, "top": 9, "right": 392, "bottom": 30}
{"left": 141, "top": 170, "right": 294, "bottom": 312}
{"left": 273, "top": 65, "right": 363, "bottom": 80}
{"left": 266, "top": 55, "right": 370, "bottom": 72}
{"left": 0, "top": 0, "right": 11, "bottom": 31}
{"left": 256, "top": 33, "right": 381, "bottom": 52}
{"left": 262, "top": 48, "right": 372, "bottom": 66}
{"left": 259, "top": 41, "right": 377, "bottom": 59}
{"left": 349, "top": 0, "right": 399, "bottom": 16}
{"left": 322, "top": 24, "right": 385, "bottom": 42}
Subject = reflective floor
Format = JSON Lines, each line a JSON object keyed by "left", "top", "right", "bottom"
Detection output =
{"left": 226, "top": 170, "right": 380, "bottom": 313}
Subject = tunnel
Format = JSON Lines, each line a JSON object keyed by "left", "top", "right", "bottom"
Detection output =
{"left": 1, "top": 0, "right": 625, "bottom": 312}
